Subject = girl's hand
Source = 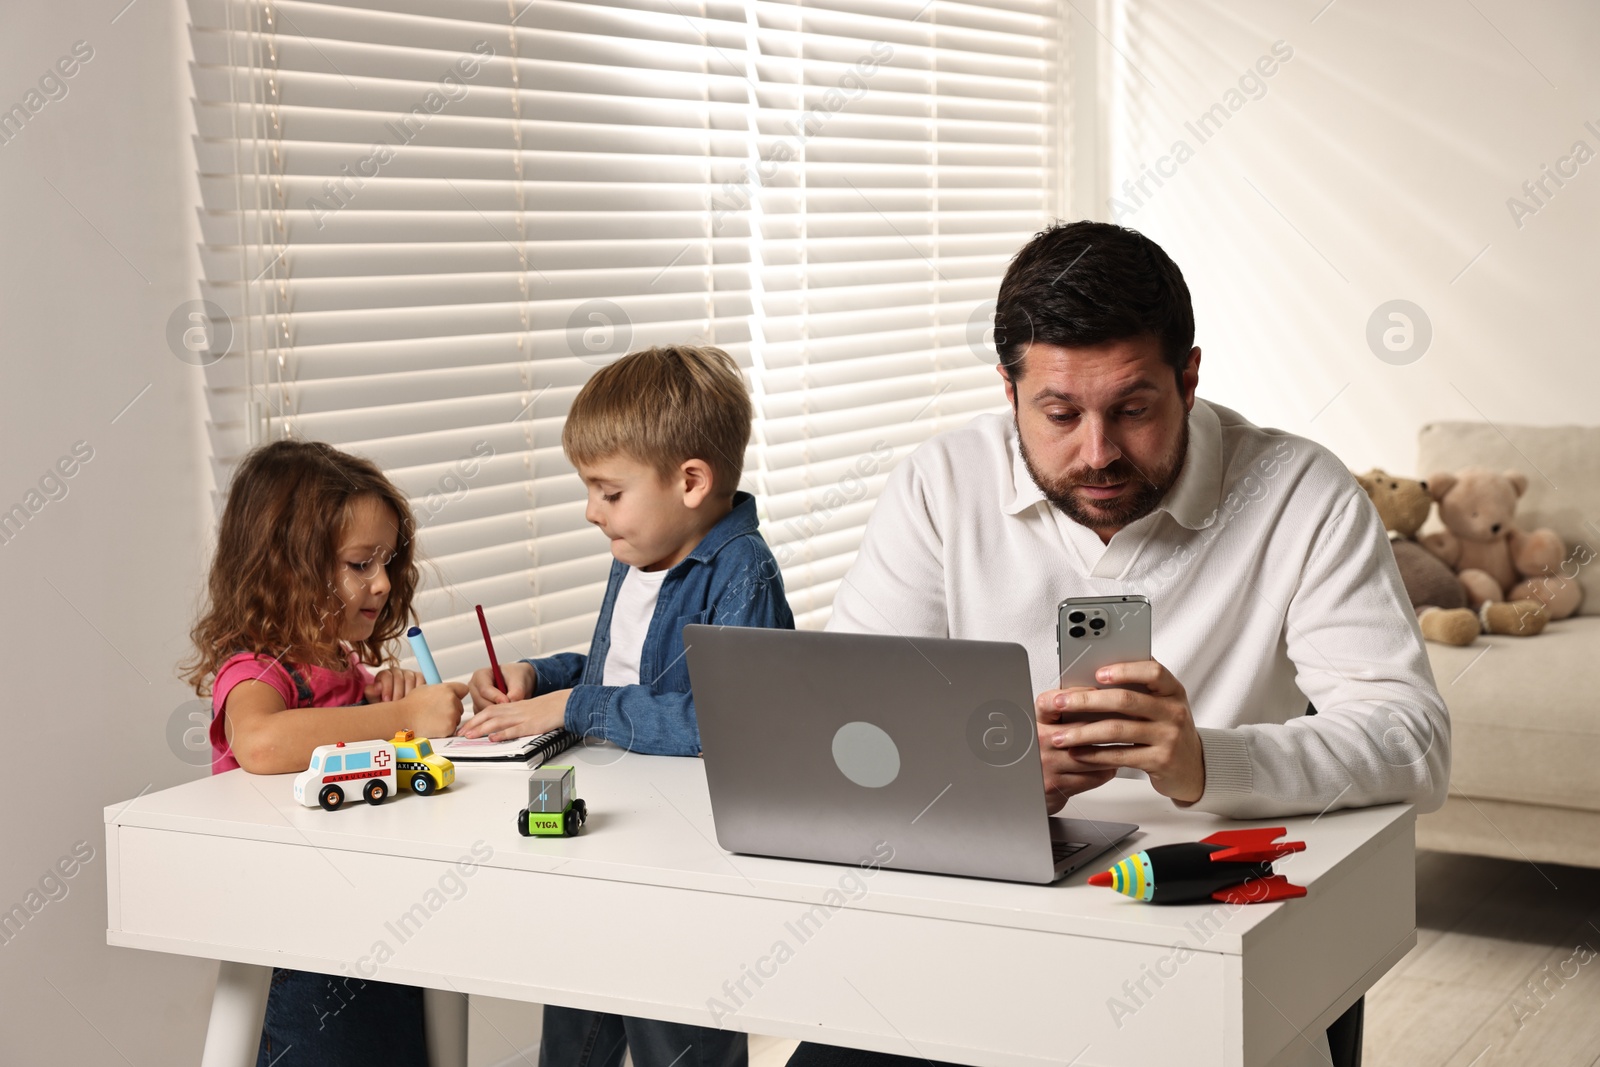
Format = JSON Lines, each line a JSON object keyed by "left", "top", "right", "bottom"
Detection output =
{"left": 457, "top": 689, "right": 568, "bottom": 742}
{"left": 365, "top": 667, "right": 425, "bottom": 704}
{"left": 469, "top": 661, "right": 535, "bottom": 711}
{"left": 402, "top": 682, "right": 469, "bottom": 740}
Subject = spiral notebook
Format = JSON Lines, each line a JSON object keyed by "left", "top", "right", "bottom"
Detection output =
{"left": 431, "top": 728, "right": 577, "bottom": 765}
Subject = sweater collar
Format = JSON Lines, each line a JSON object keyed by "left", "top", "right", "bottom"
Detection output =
{"left": 1004, "top": 397, "right": 1223, "bottom": 531}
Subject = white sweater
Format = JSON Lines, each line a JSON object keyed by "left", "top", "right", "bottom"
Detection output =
{"left": 828, "top": 398, "right": 1450, "bottom": 819}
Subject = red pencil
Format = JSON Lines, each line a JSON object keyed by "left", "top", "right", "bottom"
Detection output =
{"left": 475, "top": 604, "right": 506, "bottom": 693}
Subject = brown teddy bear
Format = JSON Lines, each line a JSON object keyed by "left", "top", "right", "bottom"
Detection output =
{"left": 1421, "top": 466, "right": 1581, "bottom": 623}
{"left": 1354, "top": 469, "right": 1545, "bottom": 644}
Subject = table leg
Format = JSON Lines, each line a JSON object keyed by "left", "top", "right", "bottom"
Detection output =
{"left": 199, "top": 960, "right": 271, "bottom": 1067}
{"left": 424, "top": 987, "right": 469, "bottom": 1067}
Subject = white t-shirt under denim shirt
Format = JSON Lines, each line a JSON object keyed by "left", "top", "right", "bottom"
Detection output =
{"left": 601, "top": 565, "right": 671, "bottom": 687}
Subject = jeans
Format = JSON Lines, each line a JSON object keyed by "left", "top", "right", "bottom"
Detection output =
{"left": 255, "top": 968, "right": 428, "bottom": 1067}
{"left": 538, "top": 1005, "right": 747, "bottom": 1067}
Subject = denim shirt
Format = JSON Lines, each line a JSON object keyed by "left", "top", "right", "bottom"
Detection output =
{"left": 521, "top": 492, "right": 794, "bottom": 756}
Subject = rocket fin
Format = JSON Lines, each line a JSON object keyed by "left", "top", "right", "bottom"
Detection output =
{"left": 1211, "top": 874, "right": 1307, "bottom": 905}
{"left": 1201, "top": 827, "right": 1306, "bottom": 863}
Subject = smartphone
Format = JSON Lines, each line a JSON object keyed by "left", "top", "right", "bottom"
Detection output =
{"left": 1056, "top": 594, "right": 1152, "bottom": 723}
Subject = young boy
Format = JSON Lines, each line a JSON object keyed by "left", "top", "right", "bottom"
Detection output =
{"left": 463, "top": 344, "right": 793, "bottom": 1067}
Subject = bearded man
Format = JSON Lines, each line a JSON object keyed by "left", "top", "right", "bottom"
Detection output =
{"left": 793, "top": 221, "right": 1449, "bottom": 1067}
{"left": 830, "top": 219, "right": 1447, "bottom": 817}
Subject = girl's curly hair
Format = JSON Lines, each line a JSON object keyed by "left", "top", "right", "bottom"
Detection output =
{"left": 182, "top": 439, "right": 418, "bottom": 695}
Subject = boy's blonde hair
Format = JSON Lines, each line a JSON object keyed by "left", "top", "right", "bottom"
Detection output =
{"left": 563, "top": 345, "right": 752, "bottom": 497}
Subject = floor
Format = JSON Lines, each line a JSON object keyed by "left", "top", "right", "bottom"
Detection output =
{"left": 1364, "top": 850, "right": 1600, "bottom": 1067}
{"left": 484, "top": 851, "right": 1600, "bottom": 1067}
{"left": 750, "top": 1034, "right": 800, "bottom": 1066}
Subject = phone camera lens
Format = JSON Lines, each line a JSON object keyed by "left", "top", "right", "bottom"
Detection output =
{"left": 1068, "top": 626, "right": 1085, "bottom": 638}
{"left": 1068, "top": 611, "right": 1085, "bottom": 624}
{"left": 1089, "top": 618, "right": 1105, "bottom": 630}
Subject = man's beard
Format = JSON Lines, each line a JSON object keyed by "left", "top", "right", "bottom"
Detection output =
{"left": 1018, "top": 414, "right": 1189, "bottom": 532}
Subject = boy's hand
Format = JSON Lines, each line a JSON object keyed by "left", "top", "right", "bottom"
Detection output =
{"left": 402, "top": 682, "right": 469, "bottom": 740}
{"left": 457, "top": 689, "right": 569, "bottom": 742}
{"left": 469, "top": 661, "right": 535, "bottom": 711}
{"left": 365, "top": 667, "right": 425, "bottom": 704}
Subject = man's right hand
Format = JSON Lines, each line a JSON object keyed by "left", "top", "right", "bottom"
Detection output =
{"left": 468, "top": 661, "right": 534, "bottom": 711}
{"left": 403, "top": 682, "right": 469, "bottom": 740}
{"left": 1038, "top": 721, "right": 1115, "bottom": 813}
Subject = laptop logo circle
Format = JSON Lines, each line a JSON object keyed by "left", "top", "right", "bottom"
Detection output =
{"left": 832, "top": 721, "right": 900, "bottom": 788}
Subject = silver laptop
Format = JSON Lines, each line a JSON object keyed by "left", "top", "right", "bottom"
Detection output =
{"left": 684, "top": 625, "right": 1137, "bottom": 884}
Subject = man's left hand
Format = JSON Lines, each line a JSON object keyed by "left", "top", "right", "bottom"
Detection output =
{"left": 1035, "top": 659, "right": 1206, "bottom": 804}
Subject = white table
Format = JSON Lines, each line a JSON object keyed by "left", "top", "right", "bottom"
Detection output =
{"left": 105, "top": 747, "right": 1415, "bottom": 1067}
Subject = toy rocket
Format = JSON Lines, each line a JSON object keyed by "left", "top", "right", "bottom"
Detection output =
{"left": 1087, "top": 827, "right": 1307, "bottom": 904}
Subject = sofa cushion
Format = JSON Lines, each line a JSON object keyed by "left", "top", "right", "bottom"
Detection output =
{"left": 1418, "top": 796, "right": 1600, "bottom": 868}
{"left": 1416, "top": 421, "right": 1600, "bottom": 615}
{"left": 1426, "top": 615, "right": 1600, "bottom": 811}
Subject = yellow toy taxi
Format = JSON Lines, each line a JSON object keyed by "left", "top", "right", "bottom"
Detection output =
{"left": 391, "top": 729, "right": 454, "bottom": 796}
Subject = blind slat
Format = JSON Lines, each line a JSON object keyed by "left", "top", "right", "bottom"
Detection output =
{"left": 197, "top": 0, "right": 1062, "bottom": 644}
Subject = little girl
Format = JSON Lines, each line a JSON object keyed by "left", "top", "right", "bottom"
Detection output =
{"left": 183, "top": 438, "right": 466, "bottom": 1067}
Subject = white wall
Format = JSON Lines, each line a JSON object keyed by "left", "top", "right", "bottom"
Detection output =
{"left": 1098, "top": 0, "right": 1600, "bottom": 474}
{"left": 0, "top": 0, "right": 215, "bottom": 1063}
{"left": 3, "top": 1, "right": 1597, "bottom": 1062}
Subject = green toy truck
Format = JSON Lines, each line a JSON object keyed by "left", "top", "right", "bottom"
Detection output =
{"left": 517, "top": 765, "right": 587, "bottom": 837}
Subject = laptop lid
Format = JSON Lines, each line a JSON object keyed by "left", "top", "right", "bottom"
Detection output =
{"left": 686, "top": 625, "right": 1082, "bottom": 883}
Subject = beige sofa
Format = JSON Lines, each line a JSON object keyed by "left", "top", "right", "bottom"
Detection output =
{"left": 1412, "top": 421, "right": 1600, "bottom": 868}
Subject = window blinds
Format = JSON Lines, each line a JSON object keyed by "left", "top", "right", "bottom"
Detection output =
{"left": 192, "top": 0, "right": 1065, "bottom": 677}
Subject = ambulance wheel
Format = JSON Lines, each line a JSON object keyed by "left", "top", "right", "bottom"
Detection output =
{"left": 517, "top": 809, "right": 532, "bottom": 837}
{"left": 573, "top": 799, "right": 588, "bottom": 824}
{"left": 318, "top": 785, "right": 345, "bottom": 812}
{"left": 563, "top": 809, "right": 579, "bottom": 837}
{"left": 364, "top": 780, "right": 387, "bottom": 805}
{"left": 411, "top": 774, "right": 436, "bottom": 797}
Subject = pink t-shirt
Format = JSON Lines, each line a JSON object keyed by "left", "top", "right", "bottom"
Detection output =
{"left": 209, "top": 650, "right": 376, "bottom": 774}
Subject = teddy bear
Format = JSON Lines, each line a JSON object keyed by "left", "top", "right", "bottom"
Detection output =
{"left": 1421, "top": 466, "right": 1582, "bottom": 624}
{"left": 1354, "top": 469, "right": 1546, "bottom": 644}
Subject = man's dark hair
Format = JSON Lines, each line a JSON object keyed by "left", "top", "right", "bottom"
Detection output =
{"left": 994, "top": 220, "right": 1195, "bottom": 384}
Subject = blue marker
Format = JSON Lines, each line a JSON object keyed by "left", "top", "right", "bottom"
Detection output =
{"left": 407, "top": 625, "right": 442, "bottom": 684}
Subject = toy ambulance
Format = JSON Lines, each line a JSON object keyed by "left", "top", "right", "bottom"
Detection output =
{"left": 293, "top": 731, "right": 454, "bottom": 812}
{"left": 517, "top": 765, "right": 587, "bottom": 837}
